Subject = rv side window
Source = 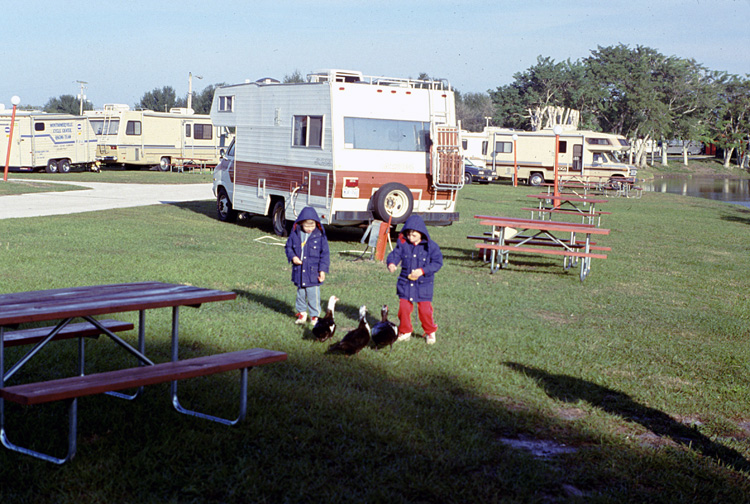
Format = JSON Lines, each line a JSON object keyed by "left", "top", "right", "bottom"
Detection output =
{"left": 344, "top": 117, "right": 429, "bottom": 152}
{"left": 494, "top": 141, "right": 513, "bottom": 154}
{"left": 481, "top": 141, "right": 488, "bottom": 156}
{"left": 586, "top": 138, "right": 611, "bottom": 146}
{"left": 34, "top": 123, "right": 45, "bottom": 132}
{"left": 185, "top": 124, "right": 192, "bottom": 138}
{"left": 558, "top": 140, "right": 567, "bottom": 154}
{"left": 194, "top": 124, "right": 213, "bottom": 140}
{"left": 126, "top": 121, "right": 141, "bottom": 136}
{"left": 219, "top": 96, "right": 234, "bottom": 112}
{"left": 293, "top": 116, "right": 323, "bottom": 148}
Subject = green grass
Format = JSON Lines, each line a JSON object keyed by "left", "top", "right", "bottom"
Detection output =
{"left": 1, "top": 183, "right": 749, "bottom": 503}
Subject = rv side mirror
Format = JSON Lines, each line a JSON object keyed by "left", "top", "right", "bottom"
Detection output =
{"left": 219, "top": 148, "right": 226, "bottom": 158}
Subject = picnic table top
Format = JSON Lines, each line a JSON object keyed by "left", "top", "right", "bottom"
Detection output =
{"left": 526, "top": 194, "right": 609, "bottom": 204}
{"left": 474, "top": 215, "right": 610, "bottom": 235}
{"left": 0, "top": 282, "right": 237, "bottom": 326}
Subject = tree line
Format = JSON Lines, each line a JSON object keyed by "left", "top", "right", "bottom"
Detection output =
{"left": 456, "top": 44, "right": 750, "bottom": 168}
{"left": 37, "top": 47, "right": 749, "bottom": 168}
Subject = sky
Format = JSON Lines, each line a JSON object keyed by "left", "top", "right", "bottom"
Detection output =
{"left": 2, "top": 0, "right": 749, "bottom": 109}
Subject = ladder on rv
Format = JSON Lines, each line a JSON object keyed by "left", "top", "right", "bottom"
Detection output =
{"left": 429, "top": 83, "right": 463, "bottom": 191}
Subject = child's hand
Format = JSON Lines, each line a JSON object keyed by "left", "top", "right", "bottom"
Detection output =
{"left": 318, "top": 271, "right": 326, "bottom": 282}
{"left": 387, "top": 263, "right": 397, "bottom": 273}
{"left": 292, "top": 256, "right": 303, "bottom": 265}
{"left": 407, "top": 269, "right": 423, "bottom": 281}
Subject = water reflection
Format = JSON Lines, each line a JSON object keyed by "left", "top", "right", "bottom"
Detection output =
{"left": 643, "top": 175, "right": 750, "bottom": 207}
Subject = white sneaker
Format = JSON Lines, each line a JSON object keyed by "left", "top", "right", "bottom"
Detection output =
{"left": 397, "top": 332, "right": 411, "bottom": 342}
{"left": 294, "top": 312, "right": 308, "bottom": 325}
{"left": 425, "top": 333, "right": 436, "bottom": 345}
{"left": 310, "top": 317, "right": 319, "bottom": 325}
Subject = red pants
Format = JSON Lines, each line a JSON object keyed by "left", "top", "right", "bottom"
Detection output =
{"left": 398, "top": 298, "right": 438, "bottom": 335}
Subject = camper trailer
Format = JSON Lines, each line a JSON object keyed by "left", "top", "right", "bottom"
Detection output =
{"left": 85, "top": 105, "right": 231, "bottom": 170}
{"left": 210, "top": 70, "right": 463, "bottom": 235}
{"left": 0, "top": 111, "right": 98, "bottom": 172}
{"left": 476, "top": 127, "right": 637, "bottom": 186}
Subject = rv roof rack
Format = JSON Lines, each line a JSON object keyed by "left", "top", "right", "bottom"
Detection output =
{"left": 306, "top": 70, "right": 451, "bottom": 90}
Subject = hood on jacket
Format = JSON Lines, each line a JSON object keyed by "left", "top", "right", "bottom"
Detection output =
{"left": 399, "top": 215, "right": 430, "bottom": 242}
{"left": 292, "top": 206, "right": 325, "bottom": 234}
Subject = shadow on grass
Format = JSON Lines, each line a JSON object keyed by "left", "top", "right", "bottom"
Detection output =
{"left": 720, "top": 206, "right": 750, "bottom": 226}
{"left": 504, "top": 361, "right": 750, "bottom": 473}
{"left": 234, "top": 289, "right": 363, "bottom": 324}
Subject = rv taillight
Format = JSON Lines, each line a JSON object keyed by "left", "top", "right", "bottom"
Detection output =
{"left": 342, "top": 177, "right": 359, "bottom": 198}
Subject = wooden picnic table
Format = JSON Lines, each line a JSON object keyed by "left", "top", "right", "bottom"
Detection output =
{"left": 0, "top": 282, "right": 286, "bottom": 464}
{"left": 526, "top": 193, "right": 609, "bottom": 226}
{"left": 170, "top": 157, "right": 214, "bottom": 173}
{"left": 472, "top": 215, "right": 610, "bottom": 281}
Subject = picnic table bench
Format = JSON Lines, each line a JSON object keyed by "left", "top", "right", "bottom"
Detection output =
{"left": 0, "top": 282, "right": 286, "bottom": 464}
{"left": 472, "top": 215, "right": 610, "bottom": 281}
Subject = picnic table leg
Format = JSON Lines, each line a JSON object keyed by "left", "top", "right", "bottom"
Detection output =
{"left": 105, "top": 310, "right": 146, "bottom": 401}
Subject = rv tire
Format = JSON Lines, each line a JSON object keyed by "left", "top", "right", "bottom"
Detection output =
{"left": 373, "top": 182, "right": 414, "bottom": 224}
{"left": 528, "top": 172, "right": 544, "bottom": 187}
{"left": 45, "top": 159, "right": 59, "bottom": 174}
{"left": 159, "top": 157, "right": 171, "bottom": 172}
{"left": 271, "top": 199, "right": 289, "bottom": 237}
{"left": 58, "top": 159, "right": 71, "bottom": 173}
{"left": 217, "top": 187, "right": 238, "bottom": 223}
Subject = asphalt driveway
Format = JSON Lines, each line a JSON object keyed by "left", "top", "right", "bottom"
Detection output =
{"left": 0, "top": 179, "right": 214, "bottom": 219}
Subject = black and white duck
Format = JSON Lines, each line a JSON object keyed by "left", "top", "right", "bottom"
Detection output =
{"left": 328, "top": 305, "right": 370, "bottom": 355}
{"left": 312, "top": 295, "right": 338, "bottom": 342}
{"left": 371, "top": 304, "right": 398, "bottom": 350}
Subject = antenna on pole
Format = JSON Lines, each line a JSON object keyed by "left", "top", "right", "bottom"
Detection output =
{"left": 76, "top": 80, "right": 88, "bottom": 115}
{"left": 187, "top": 72, "right": 203, "bottom": 112}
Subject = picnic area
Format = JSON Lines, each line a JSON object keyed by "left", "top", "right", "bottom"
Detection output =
{"left": 1, "top": 176, "right": 749, "bottom": 503}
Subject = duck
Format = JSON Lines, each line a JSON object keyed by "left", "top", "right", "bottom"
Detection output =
{"left": 312, "top": 295, "right": 338, "bottom": 342}
{"left": 370, "top": 304, "right": 398, "bottom": 350}
{"left": 328, "top": 305, "right": 370, "bottom": 355}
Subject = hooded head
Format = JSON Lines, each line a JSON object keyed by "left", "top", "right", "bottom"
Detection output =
{"left": 399, "top": 215, "right": 430, "bottom": 243}
{"left": 292, "top": 206, "right": 325, "bottom": 235}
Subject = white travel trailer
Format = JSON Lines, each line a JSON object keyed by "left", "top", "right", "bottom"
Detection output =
{"left": 476, "top": 127, "right": 637, "bottom": 186}
{"left": 0, "top": 111, "right": 98, "bottom": 173}
{"left": 210, "top": 70, "right": 463, "bottom": 235}
{"left": 85, "top": 105, "right": 231, "bottom": 170}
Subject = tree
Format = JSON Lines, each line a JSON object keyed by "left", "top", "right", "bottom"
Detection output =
{"left": 283, "top": 70, "right": 305, "bottom": 83}
{"left": 706, "top": 73, "right": 750, "bottom": 168}
{"left": 186, "top": 84, "right": 226, "bottom": 114}
{"left": 137, "top": 86, "right": 179, "bottom": 111}
{"left": 489, "top": 56, "right": 590, "bottom": 130}
{"left": 43, "top": 94, "right": 92, "bottom": 114}
{"left": 456, "top": 91, "right": 493, "bottom": 132}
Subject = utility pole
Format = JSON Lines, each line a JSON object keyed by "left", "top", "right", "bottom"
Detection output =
{"left": 76, "top": 80, "right": 88, "bottom": 115}
{"left": 187, "top": 72, "right": 202, "bottom": 113}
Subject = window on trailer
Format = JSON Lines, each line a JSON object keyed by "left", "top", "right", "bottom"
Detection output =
{"left": 126, "top": 121, "right": 141, "bottom": 135}
{"left": 194, "top": 124, "right": 213, "bottom": 140}
{"left": 494, "top": 141, "right": 513, "bottom": 154}
{"left": 293, "top": 116, "right": 323, "bottom": 148}
{"left": 219, "top": 95, "right": 233, "bottom": 112}
{"left": 343, "top": 117, "right": 429, "bottom": 152}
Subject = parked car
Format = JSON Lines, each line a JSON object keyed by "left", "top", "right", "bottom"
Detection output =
{"left": 464, "top": 159, "right": 495, "bottom": 184}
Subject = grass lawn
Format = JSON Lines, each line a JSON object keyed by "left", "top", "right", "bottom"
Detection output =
{"left": 0, "top": 181, "right": 749, "bottom": 503}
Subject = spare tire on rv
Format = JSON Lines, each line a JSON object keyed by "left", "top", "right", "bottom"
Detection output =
{"left": 372, "top": 182, "right": 414, "bottom": 224}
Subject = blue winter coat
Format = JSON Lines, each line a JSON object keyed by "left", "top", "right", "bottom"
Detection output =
{"left": 285, "top": 207, "right": 330, "bottom": 288}
{"left": 386, "top": 215, "right": 443, "bottom": 302}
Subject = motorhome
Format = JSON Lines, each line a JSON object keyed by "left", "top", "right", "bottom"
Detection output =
{"left": 475, "top": 126, "right": 637, "bottom": 186}
{"left": 210, "top": 70, "right": 463, "bottom": 235}
{"left": 85, "top": 105, "right": 231, "bottom": 170}
{"left": 0, "top": 111, "right": 98, "bottom": 172}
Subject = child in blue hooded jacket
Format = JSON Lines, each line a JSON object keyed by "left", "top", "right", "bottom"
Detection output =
{"left": 386, "top": 215, "right": 443, "bottom": 344}
{"left": 285, "top": 207, "right": 330, "bottom": 325}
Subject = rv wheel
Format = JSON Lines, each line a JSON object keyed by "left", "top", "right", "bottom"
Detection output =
{"left": 528, "top": 172, "right": 544, "bottom": 186}
{"left": 159, "top": 157, "right": 171, "bottom": 172}
{"left": 58, "top": 159, "right": 71, "bottom": 173}
{"left": 271, "top": 199, "right": 289, "bottom": 237}
{"left": 373, "top": 182, "right": 414, "bottom": 224}
{"left": 217, "top": 187, "right": 238, "bottom": 223}
{"left": 45, "top": 159, "right": 59, "bottom": 174}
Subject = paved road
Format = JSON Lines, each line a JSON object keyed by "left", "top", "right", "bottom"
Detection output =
{"left": 0, "top": 179, "right": 214, "bottom": 219}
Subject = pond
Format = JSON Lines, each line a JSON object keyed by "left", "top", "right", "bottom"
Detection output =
{"left": 642, "top": 175, "right": 750, "bottom": 208}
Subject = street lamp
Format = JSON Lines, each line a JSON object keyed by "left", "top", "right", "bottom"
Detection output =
{"left": 3, "top": 95, "right": 20, "bottom": 182}
{"left": 553, "top": 125, "right": 563, "bottom": 204}
{"left": 512, "top": 134, "right": 518, "bottom": 187}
